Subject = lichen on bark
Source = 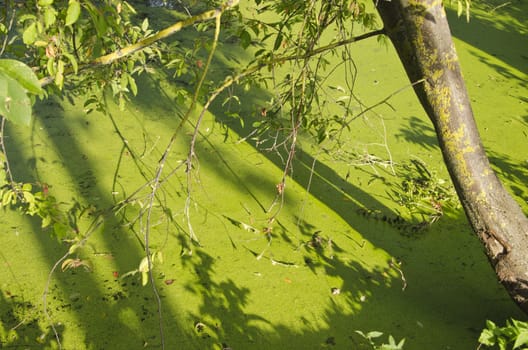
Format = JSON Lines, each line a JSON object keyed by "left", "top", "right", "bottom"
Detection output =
{"left": 374, "top": 0, "right": 528, "bottom": 314}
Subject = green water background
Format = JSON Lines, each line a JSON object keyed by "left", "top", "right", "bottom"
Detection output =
{"left": 0, "top": 1, "right": 527, "bottom": 349}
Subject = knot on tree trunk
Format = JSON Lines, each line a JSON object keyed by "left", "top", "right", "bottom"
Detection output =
{"left": 481, "top": 229, "right": 511, "bottom": 263}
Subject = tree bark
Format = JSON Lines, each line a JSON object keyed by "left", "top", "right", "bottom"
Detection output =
{"left": 374, "top": 0, "right": 528, "bottom": 314}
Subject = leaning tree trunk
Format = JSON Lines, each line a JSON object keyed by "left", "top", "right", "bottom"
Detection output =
{"left": 374, "top": 0, "right": 528, "bottom": 313}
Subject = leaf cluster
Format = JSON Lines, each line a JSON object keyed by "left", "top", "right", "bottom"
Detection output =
{"left": 225, "top": 1, "right": 383, "bottom": 148}
{"left": 0, "top": 181, "right": 73, "bottom": 238}
{"left": 0, "top": 0, "right": 162, "bottom": 117}
{"left": 355, "top": 330, "right": 406, "bottom": 350}
{"left": 390, "top": 159, "right": 458, "bottom": 225}
{"left": 121, "top": 250, "right": 164, "bottom": 286}
{"left": 479, "top": 319, "right": 528, "bottom": 350}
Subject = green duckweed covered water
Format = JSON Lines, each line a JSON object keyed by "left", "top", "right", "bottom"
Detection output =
{"left": 1, "top": 1, "right": 527, "bottom": 349}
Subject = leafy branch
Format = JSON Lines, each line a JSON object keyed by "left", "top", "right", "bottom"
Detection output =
{"left": 38, "top": 0, "right": 241, "bottom": 87}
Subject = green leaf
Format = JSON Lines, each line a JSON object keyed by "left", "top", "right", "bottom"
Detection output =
{"left": 141, "top": 17, "right": 149, "bottom": 32}
{"left": 42, "top": 215, "right": 52, "bottom": 228}
{"left": 513, "top": 330, "right": 528, "bottom": 349}
{"left": 128, "top": 75, "right": 138, "bottom": 96}
{"left": 84, "top": 1, "right": 108, "bottom": 36}
{"left": 22, "top": 22, "right": 38, "bottom": 45}
{"left": 38, "top": 0, "right": 54, "bottom": 6}
{"left": 486, "top": 320, "right": 498, "bottom": 330}
{"left": 366, "top": 331, "right": 383, "bottom": 339}
{"left": 479, "top": 328, "right": 496, "bottom": 346}
{"left": 240, "top": 30, "right": 251, "bottom": 49}
{"left": 123, "top": 1, "right": 137, "bottom": 14}
{"left": 354, "top": 330, "right": 367, "bottom": 339}
{"left": 273, "top": 32, "right": 283, "bottom": 51}
{"left": 223, "top": 215, "right": 260, "bottom": 233}
{"left": 139, "top": 256, "right": 150, "bottom": 273}
{"left": 511, "top": 319, "right": 528, "bottom": 330}
{"left": 141, "top": 271, "right": 148, "bottom": 286}
{"left": 118, "top": 94, "right": 126, "bottom": 111}
{"left": 55, "top": 59, "right": 65, "bottom": 89}
{"left": 65, "top": 0, "right": 81, "bottom": 26}
{"left": 62, "top": 52, "right": 78, "bottom": 74}
{"left": 23, "top": 191, "right": 35, "bottom": 204}
{"left": 2, "top": 190, "right": 14, "bottom": 206}
{"left": 18, "top": 14, "right": 37, "bottom": 23}
{"left": 43, "top": 7, "right": 57, "bottom": 28}
{"left": 0, "top": 59, "right": 43, "bottom": 94}
{"left": 120, "top": 73, "right": 128, "bottom": 91}
{"left": 47, "top": 57, "right": 56, "bottom": 76}
{"left": 53, "top": 222, "right": 69, "bottom": 238}
{"left": 0, "top": 72, "right": 33, "bottom": 125}
{"left": 68, "top": 242, "right": 80, "bottom": 255}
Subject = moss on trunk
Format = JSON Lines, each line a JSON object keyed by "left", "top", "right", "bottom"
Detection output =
{"left": 374, "top": 0, "right": 528, "bottom": 313}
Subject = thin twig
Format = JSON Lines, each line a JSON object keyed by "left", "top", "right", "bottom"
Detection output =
{"left": 141, "top": 4, "right": 228, "bottom": 348}
{"left": 0, "top": 116, "right": 20, "bottom": 199}
{"left": 490, "top": 1, "right": 511, "bottom": 13}
{"left": 184, "top": 13, "right": 222, "bottom": 244}
{"left": 0, "top": 6, "right": 16, "bottom": 57}
{"left": 343, "top": 78, "right": 426, "bottom": 128}
{"left": 295, "top": 153, "right": 319, "bottom": 243}
{"left": 43, "top": 215, "right": 105, "bottom": 350}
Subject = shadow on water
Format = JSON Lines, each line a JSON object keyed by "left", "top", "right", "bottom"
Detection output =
{"left": 395, "top": 116, "right": 438, "bottom": 151}
{"left": 2, "top": 99, "right": 191, "bottom": 348}
{"left": 488, "top": 150, "right": 528, "bottom": 211}
{"left": 0, "top": 250, "right": 64, "bottom": 348}
{"left": 396, "top": 113, "right": 528, "bottom": 212}
{"left": 2, "top": 2, "right": 527, "bottom": 349}
{"left": 138, "top": 58, "right": 525, "bottom": 349}
{"left": 179, "top": 250, "right": 273, "bottom": 349}
{"left": 126, "top": 4, "right": 526, "bottom": 347}
{"left": 447, "top": 0, "right": 528, "bottom": 80}
{"left": 127, "top": 77, "right": 399, "bottom": 348}
{"left": 200, "top": 82, "right": 524, "bottom": 348}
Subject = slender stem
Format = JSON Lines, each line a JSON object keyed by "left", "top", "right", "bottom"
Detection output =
{"left": 185, "top": 13, "right": 222, "bottom": 242}
{"left": 0, "top": 5, "right": 16, "bottom": 57}
{"left": 0, "top": 116, "right": 19, "bottom": 199}
{"left": 141, "top": 5, "right": 225, "bottom": 349}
